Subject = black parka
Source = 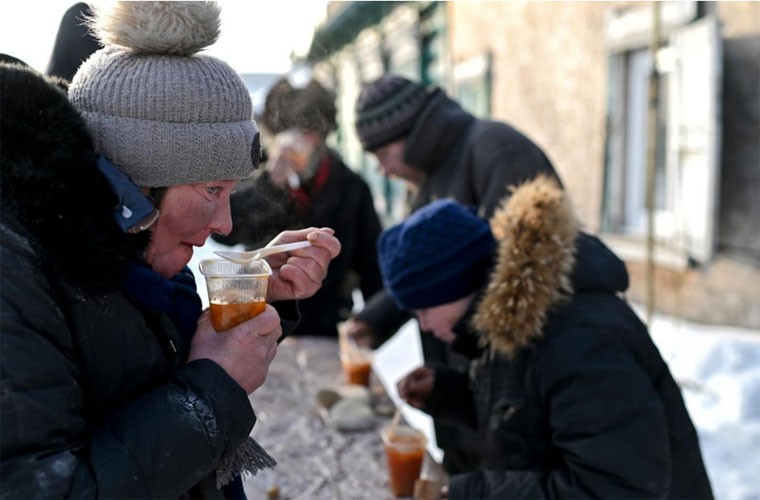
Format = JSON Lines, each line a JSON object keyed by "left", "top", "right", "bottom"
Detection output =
{"left": 0, "top": 63, "right": 262, "bottom": 498}
{"left": 424, "top": 178, "right": 713, "bottom": 499}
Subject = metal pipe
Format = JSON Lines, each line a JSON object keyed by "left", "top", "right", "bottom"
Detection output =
{"left": 645, "top": 1, "right": 662, "bottom": 325}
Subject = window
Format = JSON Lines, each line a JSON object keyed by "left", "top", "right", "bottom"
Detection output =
{"left": 453, "top": 52, "right": 492, "bottom": 119}
{"left": 603, "top": 47, "right": 670, "bottom": 238}
{"left": 602, "top": 3, "right": 721, "bottom": 265}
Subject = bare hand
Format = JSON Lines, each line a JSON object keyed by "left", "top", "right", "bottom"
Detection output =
{"left": 265, "top": 152, "right": 296, "bottom": 187}
{"left": 265, "top": 129, "right": 315, "bottom": 188}
{"left": 188, "top": 307, "right": 281, "bottom": 394}
{"left": 397, "top": 365, "right": 434, "bottom": 410}
{"left": 339, "top": 318, "right": 374, "bottom": 349}
{"left": 265, "top": 227, "right": 341, "bottom": 302}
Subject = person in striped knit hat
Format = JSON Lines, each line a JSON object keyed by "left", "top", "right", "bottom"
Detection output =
{"left": 347, "top": 73, "right": 564, "bottom": 475}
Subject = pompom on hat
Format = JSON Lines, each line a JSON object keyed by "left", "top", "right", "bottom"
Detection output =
{"left": 378, "top": 199, "right": 496, "bottom": 310}
{"left": 354, "top": 74, "right": 431, "bottom": 152}
{"left": 69, "top": 1, "right": 260, "bottom": 188}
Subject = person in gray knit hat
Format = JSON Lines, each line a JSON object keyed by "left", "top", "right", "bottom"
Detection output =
{"left": 69, "top": 1, "right": 258, "bottom": 188}
{"left": 1, "top": 2, "right": 340, "bottom": 499}
{"left": 347, "top": 73, "right": 563, "bottom": 475}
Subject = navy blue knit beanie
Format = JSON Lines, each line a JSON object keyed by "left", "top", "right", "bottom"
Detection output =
{"left": 354, "top": 74, "right": 430, "bottom": 152}
{"left": 378, "top": 199, "right": 496, "bottom": 310}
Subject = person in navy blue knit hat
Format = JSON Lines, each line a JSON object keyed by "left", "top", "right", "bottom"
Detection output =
{"left": 376, "top": 176, "right": 712, "bottom": 500}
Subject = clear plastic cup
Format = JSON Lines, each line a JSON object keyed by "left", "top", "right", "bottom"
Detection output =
{"left": 338, "top": 325, "right": 373, "bottom": 386}
{"left": 381, "top": 425, "right": 427, "bottom": 497}
{"left": 199, "top": 259, "right": 272, "bottom": 331}
{"left": 339, "top": 348, "right": 373, "bottom": 386}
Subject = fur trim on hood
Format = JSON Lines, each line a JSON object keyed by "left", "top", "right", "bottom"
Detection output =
{"left": 0, "top": 63, "right": 149, "bottom": 288}
{"left": 472, "top": 175, "right": 579, "bottom": 357}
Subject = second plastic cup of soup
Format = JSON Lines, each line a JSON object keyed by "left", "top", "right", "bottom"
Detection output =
{"left": 382, "top": 425, "right": 427, "bottom": 497}
{"left": 338, "top": 324, "right": 373, "bottom": 386}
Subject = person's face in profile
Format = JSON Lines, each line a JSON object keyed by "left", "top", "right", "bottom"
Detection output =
{"left": 146, "top": 179, "right": 239, "bottom": 278}
{"left": 372, "top": 139, "right": 424, "bottom": 184}
{"left": 414, "top": 293, "right": 475, "bottom": 343}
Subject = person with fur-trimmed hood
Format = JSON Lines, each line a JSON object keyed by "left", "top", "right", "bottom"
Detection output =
{"left": 0, "top": 3, "right": 339, "bottom": 498}
{"left": 378, "top": 176, "right": 713, "bottom": 499}
{"left": 346, "top": 74, "right": 566, "bottom": 473}
{"left": 214, "top": 77, "right": 383, "bottom": 338}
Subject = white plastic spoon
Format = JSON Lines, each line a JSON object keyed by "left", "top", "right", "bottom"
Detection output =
{"left": 214, "top": 240, "right": 312, "bottom": 264}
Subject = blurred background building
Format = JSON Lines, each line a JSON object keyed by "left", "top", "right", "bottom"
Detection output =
{"left": 299, "top": 0, "right": 759, "bottom": 330}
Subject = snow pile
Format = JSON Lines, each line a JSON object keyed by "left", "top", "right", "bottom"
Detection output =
{"left": 643, "top": 308, "right": 760, "bottom": 500}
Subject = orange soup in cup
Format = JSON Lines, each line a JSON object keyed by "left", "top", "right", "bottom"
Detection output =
{"left": 382, "top": 426, "right": 427, "bottom": 497}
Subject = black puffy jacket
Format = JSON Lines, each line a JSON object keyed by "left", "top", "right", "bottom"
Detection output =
{"left": 425, "top": 178, "right": 713, "bottom": 499}
{"left": 0, "top": 63, "right": 256, "bottom": 498}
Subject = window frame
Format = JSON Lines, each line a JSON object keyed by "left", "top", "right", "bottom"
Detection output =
{"left": 600, "top": 1, "right": 721, "bottom": 268}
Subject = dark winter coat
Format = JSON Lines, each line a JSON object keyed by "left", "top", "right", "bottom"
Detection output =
{"left": 357, "top": 90, "right": 563, "bottom": 472}
{"left": 425, "top": 177, "right": 713, "bottom": 499}
{"left": 215, "top": 152, "right": 383, "bottom": 337}
{"left": 0, "top": 63, "right": 272, "bottom": 498}
{"left": 357, "top": 90, "right": 562, "bottom": 339}
{"left": 406, "top": 89, "right": 560, "bottom": 217}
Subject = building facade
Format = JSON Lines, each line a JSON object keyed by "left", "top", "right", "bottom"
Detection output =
{"left": 306, "top": 1, "right": 760, "bottom": 329}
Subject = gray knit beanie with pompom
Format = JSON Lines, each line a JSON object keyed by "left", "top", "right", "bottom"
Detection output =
{"left": 69, "top": 1, "right": 260, "bottom": 188}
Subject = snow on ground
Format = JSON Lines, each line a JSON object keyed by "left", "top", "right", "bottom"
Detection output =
{"left": 191, "top": 242, "right": 760, "bottom": 499}
{"left": 641, "top": 306, "right": 760, "bottom": 500}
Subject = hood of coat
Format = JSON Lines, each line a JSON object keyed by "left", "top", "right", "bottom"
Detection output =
{"left": 403, "top": 90, "right": 475, "bottom": 175}
{"left": 0, "top": 63, "right": 149, "bottom": 288}
{"left": 472, "top": 176, "right": 629, "bottom": 357}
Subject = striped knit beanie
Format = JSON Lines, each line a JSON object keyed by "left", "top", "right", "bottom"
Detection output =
{"left": 354, "top": 74, "right": 430, "bottom": 152}
{"left": 68, "top": 2, "right": 260, "bottom": 188}
{"left": 378, "top": 199, "right": 496, "bottom": 310}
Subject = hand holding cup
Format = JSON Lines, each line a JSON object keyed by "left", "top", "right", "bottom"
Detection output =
{"left": 397, "top": 365, "right": 435, "bottom": 410}
{"left": 188, "top": 308, "right": 281, "bottom": 394}
{"left": 339, "top": 317, "right": 375, "bottom": 349}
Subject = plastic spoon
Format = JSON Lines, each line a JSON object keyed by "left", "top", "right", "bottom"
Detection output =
{"left": 387, "top": 407, "right": 402, "bottom": 440}
{"left": 214, "top": 240, "right": 312, "bottom": 264}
